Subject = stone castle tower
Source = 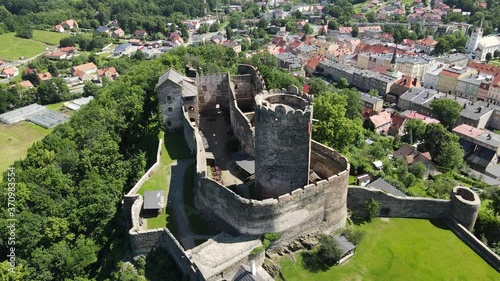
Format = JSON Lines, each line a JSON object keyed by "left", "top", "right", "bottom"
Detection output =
{"left": 254, "top": 90, "right": 313, "bottom": 199}
{"left": 466, "top": 21, "right": 483, "bottom": 54}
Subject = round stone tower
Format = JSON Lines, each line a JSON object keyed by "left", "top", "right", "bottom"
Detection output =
{"left": 254, "top": 89, "right": 312, "bottom": 199}
{"left": 450, "top": 186, "right": 481, "bottom": 231}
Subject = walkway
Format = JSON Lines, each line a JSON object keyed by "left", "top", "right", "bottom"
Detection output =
{"left": 168, "top": 159, "right": 197, "bottom": 250}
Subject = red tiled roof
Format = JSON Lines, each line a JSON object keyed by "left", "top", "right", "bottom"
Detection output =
{"left": 467, "top": 61, "right": 500, "bottom": 76}
{"left": 38, "top": 72, "right": 52, "bottom": 81}
{"left": 305, "top": 57, "right": 321, "bottom": 70}
{"left": 440, "top": 69, "right": 460, "bottom": 78}
{"left": 369, "top": 111, "right": 392, "bottom": 128}
{"left": 404, "top": 111, "right": 440, "bottom": 124}
{"left": 97, "top": 67, "right": 118, "bottom": 77}
{"left": 18, "top": 80, "right": 34, "bottom": 88}
{"left": 417, "top": 38, "right": 438, "bottom": 46}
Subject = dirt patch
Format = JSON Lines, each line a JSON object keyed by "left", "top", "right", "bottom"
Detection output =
{"left": 381, "top": 218, "right": 390, "bottom": 222}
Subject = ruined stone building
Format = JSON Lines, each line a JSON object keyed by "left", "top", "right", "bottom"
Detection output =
{"left": 124, "top": 64, "right": 486, "bottom": 281}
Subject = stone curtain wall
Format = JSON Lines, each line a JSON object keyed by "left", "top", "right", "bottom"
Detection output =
{"left": 197, "top": 167, "right": 349, "bottom": 243}
{"left": 229, "top": 82, "right": 255, "bottom": 156}
{"left": 347, "top": 186, "right": 451, "bottom": 218}
{"left": 126, "top": 138, "right": 164, "bottom": 196}
{"left": 447, "top": 219, "right": 500, "bottom": 272}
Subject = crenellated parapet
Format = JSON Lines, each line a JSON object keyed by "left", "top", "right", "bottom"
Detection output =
{"left": 254, "top": 88, "right": 313, "bottom": 199}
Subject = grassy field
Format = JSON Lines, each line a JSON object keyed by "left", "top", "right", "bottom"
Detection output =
{"left": 32, "top": 30, "right": 70, "bottom": 45}
{"left": 0, "top": 122, "right": 52, "bottom": 174}
{"left": 279, "top": 218, "right": 500, "bottom": 281}
{"left": 0, "top": 33, "right": 47, "bottom": 60}
{"left": 0, "top": 31, "right": 71, "bottom": 60}
{"left": 141, "top": 132, "right": 192, "bottom": 230}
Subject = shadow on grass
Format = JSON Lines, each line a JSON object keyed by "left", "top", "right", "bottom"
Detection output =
{"left": 165, "top": 132, "right": 192, "bottom": 160}
{"left": 301, "top": 251, "right": 331, "bottom": 273}
{"left": 429, "top": 218, "right": 450, "bottom": 230}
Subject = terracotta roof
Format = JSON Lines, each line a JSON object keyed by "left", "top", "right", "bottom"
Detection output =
{"left": 452, "top": 124, "right": 484, "bottom": 138}
{"left": 339, "top": 27, "right": 353, "bottom": 34}
{"left": 18, "top": 80, "right": 34, "bottom": 88}
{"left": 417, "top": 38, "right": 438, "bottom": 46}
{"left": 467, "top": 61, "right": 500, "bottom": 76}
{"left": 305, "top": 57, "right": 321, "bottom": 70}
{"left": 60, "top": 46, "right": 76, "bottom": 53}
{"left": 38, "top": 72, "right": 52, "bottom": 81}
{"left": 44, "top": 51, "right": 66, "bottom": 58}
{"left": 404, "top": 111, "right": 440, "bottom": 124}
{"left": 369, "top": 111, "right": 392, "bottom": 128}
{"left": 73, "top": 62, "right": 97, "bottom": 73}
{"left": 289, "top": 41, "right": 301, "bottom": 49}
{"left": 391, "top": 114, "right": 406, "bottom": 129}
{"left": 2, "top": 66, "right": 18, "bottom": 76}
{"left": 440, "top": 69, "right": 461, "bottom": 78}
{"left": 97, "top": 67, "right": 118, "bottom": 77}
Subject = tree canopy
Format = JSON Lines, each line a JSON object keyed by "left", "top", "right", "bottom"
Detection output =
{"left": 430, "top": 98, "right": 462, "bottom": 129}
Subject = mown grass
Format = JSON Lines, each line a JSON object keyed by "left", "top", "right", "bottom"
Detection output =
{"left": 279, "top": 218, "right": 500, "bottom": 281}
{"left": 0, "top": 122, "right": 52, "bottom": 175}
{"left": 0, "top": 31, "right": 72, "bottom": 60}
{"left": 32, "top": 30, "right": 71, "bottom": 45}
{"left": 141, "top": 131, "right": 192, "bottom": 230}
{"left": 0, "top": 33, "right": 47, "bottom": 60}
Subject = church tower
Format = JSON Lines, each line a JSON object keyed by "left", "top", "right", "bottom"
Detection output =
{"left": 466, "top": 21, "right": 483, "bottom": 54}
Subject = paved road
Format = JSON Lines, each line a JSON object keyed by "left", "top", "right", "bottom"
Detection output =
{"left": 168, "top": 159, "right": 196, "bottom": 250}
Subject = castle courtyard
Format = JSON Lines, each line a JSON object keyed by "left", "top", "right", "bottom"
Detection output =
{"left": 279, "top": 218, "right": 500, "bottom": 280}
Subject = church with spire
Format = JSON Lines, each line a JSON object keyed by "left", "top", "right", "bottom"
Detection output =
{"left": 466, "top": 20, "right": 500, "bottom": 61}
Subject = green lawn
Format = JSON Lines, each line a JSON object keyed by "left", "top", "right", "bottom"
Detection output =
{"left": 32, "top": 30, "right": 71, "bottom": 45}
{"left": 0, "top": 31, "right": 72, "bottom": 60}
{"left": 0, "top": 33, "right": 47, "bottom": 60}
{"left": 279, "top": 218, "right": 500, "bottom": 281}
{"left": 0, "top": 122, "right": 52, "bottom": 175}
{"left": 141, "top": 131, "right": 192, "bottom": 230}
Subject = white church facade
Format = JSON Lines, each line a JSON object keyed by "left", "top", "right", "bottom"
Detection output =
{"left": 466, "top": 23, "right": 500, "bottom": 61}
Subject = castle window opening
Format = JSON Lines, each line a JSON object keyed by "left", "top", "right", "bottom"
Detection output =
{"left": 189, "top": 106, "right": 194, "bottom": 111}
{"left": 167, "top": 95, "right": 171, "bottom": 101}
{"left": 380, "top": 208, "right": 390, "bottom": 217}
{"left": 235, "top": 84, "right": 238, "bottom": 89}
{"left": 168, "top": 107, "right": 173, "bottom": 112}
{"left": 167, "top": 121, "right": 171, "bottom": 126}
{"left": 202, "top": 85, "right": 207, "bottom": 91}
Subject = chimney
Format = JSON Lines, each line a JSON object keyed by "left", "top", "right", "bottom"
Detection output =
{"left": 487, "top": 133, "right": 492, "bottom": 140}
{"left": 487, "top": 102, "right": 490, "bottom": 107}
{"left": 426, "top": 92, "right": 429, "bottom": 98}
{"left": 413, "top": 77, "right": 418, "bottom": 86}
{"left": 463, "top": 103, "right": 466, "bottom": 109}
{"left": 251, "top": 260, "right": 256, "bottom": 276}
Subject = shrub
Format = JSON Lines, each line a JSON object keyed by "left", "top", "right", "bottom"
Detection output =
{"left": 364, "top": 198, "right": 380, "bottom": 222}
{"left": 263, "top": 232, "right": 281, "bottom": 242}
{"left": 341, "top": 227, "right": 365, "bottom": 244}
{"left": 316, "top": 234, "right": 342, "bottom": 266}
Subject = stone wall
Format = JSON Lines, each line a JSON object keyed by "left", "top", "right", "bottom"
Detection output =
{"left": 447, "top": 219, "right": 500, "bottom": 272}
{"left": 126, "top": 138, "right": 164, "bottom": 196}
{"left": 254, "top": 90, "right": 313, "bottom": 199}
{"left": 237, "top": 64, "right": 266, "bottom": 92}
{"left": 347, "top": 186, "right": 451, "bottom": 218}
{"left": 183, "top": 110, "right": 197, "bottom": 153}
{"left": 197, "top": 73, "right": 231, "bottom": 114}
{"left": 232, "top": 75, "right": 257, "bottom": 109}
{"left": 197, "top": 167, "right": 349, "bottom": 243}
{"left": 229, "top": 84, "right": 255, "bottom": 156}
{"left": 157, "top": 80, "right": 184, "bottom": 130}
{"left": 449, "top": 186, "right": 481, "bottom": 231}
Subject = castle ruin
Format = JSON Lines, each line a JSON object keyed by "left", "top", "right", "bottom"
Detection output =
{"left": 122, "top": 65, "right": 492, "bottom": 281}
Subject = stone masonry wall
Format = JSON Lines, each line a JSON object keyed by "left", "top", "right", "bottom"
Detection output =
{"left": 197, "top": 73, "right": 231, "bottom": 114}
{"left": 157, "top": 81, "right": 184, "bottom": 130}
{"left": 254, "top": 91, "right": 312, "bottom": 199}
{"left": 447, "top": 219, "right": 500, "bottom": 272}
{"left": 197, "top": 166, "right": 349, "bottom": 243}
{"left": 347, "top": 186, "right": 450, "bottom": 218}
{"left": 229, "top": 87, "right": 255, "bottom": 156}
